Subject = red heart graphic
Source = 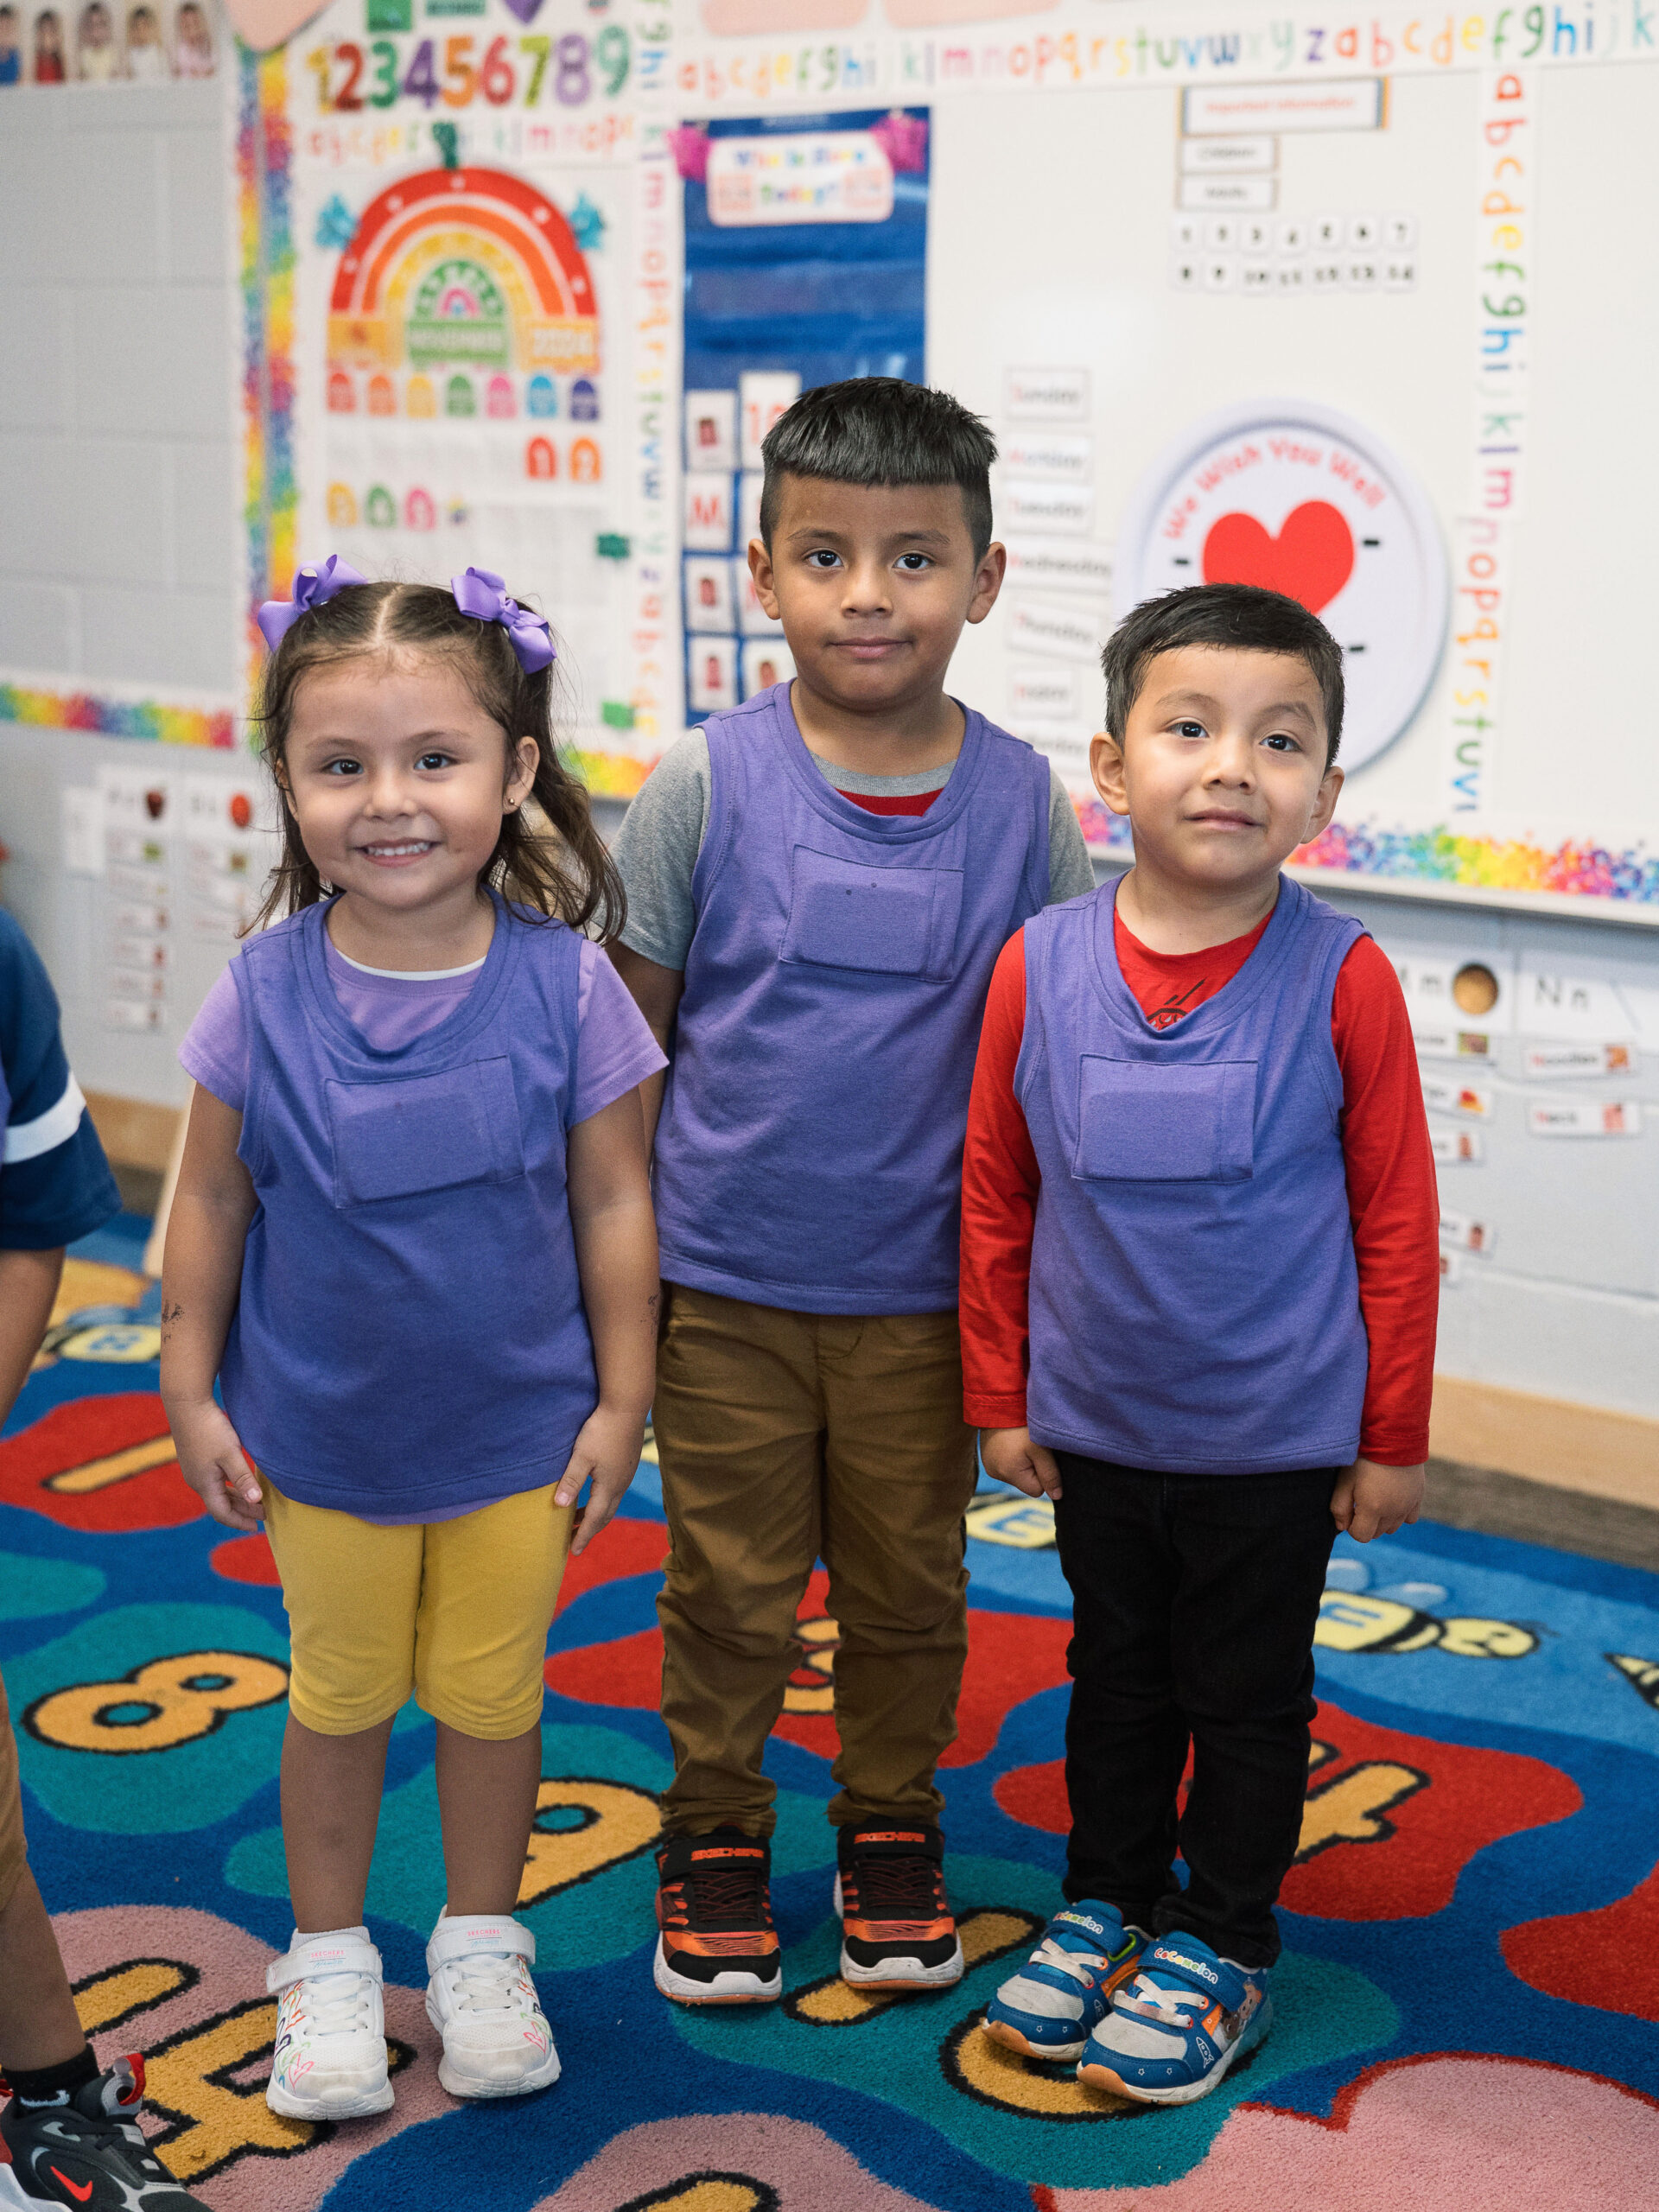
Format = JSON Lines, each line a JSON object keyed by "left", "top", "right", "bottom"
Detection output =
{"left": 1201, "top": 499, "right": 1355, "bottom": 615}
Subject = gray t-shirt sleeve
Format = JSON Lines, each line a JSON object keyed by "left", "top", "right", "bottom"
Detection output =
{"left": 609, "top": 730, "right": 712, "bottom": 972}
{"left": 1046, "top": 766, "right": 1097, "bottom": 904}
{"left": 611, "top": 734, "right": 1090, "bottom": 959}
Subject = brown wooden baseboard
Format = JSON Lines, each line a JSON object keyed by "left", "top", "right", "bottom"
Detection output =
{"left": 83, "top": 1091, "right": 181, "bottom": 1175}
{"left": 1424, "top": 1457, "right": 1659, "bottom": 1573}
{"left": 1431, "top": 1373, "right": 1659, "bottom": 1512}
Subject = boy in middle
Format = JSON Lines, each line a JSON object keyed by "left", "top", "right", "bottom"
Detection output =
{"left": 609, "top": 377, "right": 1095, "bottom": 2004}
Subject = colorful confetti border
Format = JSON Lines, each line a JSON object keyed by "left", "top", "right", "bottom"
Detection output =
{"left": 1294, "top": 820, "right": 1659, "bottom": 905}
{"left": 1073, "top": 798, "right": 1659, "bottom": 907}
{"left": 0, "top": 681, "right": 232, "bottom": 749}
{"left": 561, "top": 747, "right": 654, "bottom": 799}
{"left": 1074, "top": 798, "right": 1131, "bottom": 853}
{"left": 239, "top": 37, "right": 296, "bottom": 709}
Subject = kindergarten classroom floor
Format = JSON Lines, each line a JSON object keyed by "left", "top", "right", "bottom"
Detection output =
{"left": 3, "top": 1214, "right": 1659, "bottom": 2210}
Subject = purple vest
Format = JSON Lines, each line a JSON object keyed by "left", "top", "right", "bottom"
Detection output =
{"left": 1018, "top": 875, "right": 1369, "bottom": 1473}
{"left": 220, "top": 894, "right": 598, "bottom": 1517}
{"left": 654, "top": 685, "right": 1051, "bottom": 1314}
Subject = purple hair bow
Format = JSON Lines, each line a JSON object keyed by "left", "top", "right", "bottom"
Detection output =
{"left": 451, "top": 568, "right": 556, "bottom": 674}
{"left": 256, "top": 555, "right": 368, "bottom": 652}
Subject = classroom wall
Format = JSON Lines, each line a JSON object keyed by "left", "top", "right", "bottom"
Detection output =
{"left": 0, "top": 725, "right": 251, "bottom": 1106}
{"left": 0, "top": 78, "right": 238, "bottom": 693}
{"left": 0, "top": 73, "right": 242, "bottom": 1103}
{"left": 1, "top": 64, "right": 1656, "bottom": 1448}
{"left": 1300, "top": 886, "right": 1659, "bottom": 1427}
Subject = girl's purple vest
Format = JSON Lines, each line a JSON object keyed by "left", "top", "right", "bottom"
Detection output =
{"left": 220, "top": 895, "right": 598, "bottom": 1518}
{"left": 1017, "top": 875, "right": 1370, "bottom": 1474}
{"left": 653, "top": 686, "right": 1051, "bottom": 1314}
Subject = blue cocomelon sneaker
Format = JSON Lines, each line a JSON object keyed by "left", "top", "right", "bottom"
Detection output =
{"left": 983, "top": 1903, "right": 1149, "bottom": 2064}
{"left": 1077, "top": 1935, "right": 1270, "bottom": 2104}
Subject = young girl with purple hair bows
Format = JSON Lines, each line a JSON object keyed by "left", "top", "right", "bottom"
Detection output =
{"left": 160, "top": 563, "right": 664, "bottom": 2120}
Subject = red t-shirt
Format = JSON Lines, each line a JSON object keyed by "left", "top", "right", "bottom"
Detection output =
{"left": 960, "top": 902, "right": 1440, "bottom": 1467}
{"left": 836, "top": 788, "right": 942, "bottom": 817}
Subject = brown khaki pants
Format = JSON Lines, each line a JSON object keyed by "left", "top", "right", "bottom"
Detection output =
{"left": 653, "top": 1285, "right": 978, "bottom": 1838}
{"left": 0, "top": 1666, "right": 29, "bottom": 1915}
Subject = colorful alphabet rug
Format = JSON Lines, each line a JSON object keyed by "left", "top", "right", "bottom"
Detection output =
{"left": 4, "top": 1217, "right": 1659, "bottom": 2209}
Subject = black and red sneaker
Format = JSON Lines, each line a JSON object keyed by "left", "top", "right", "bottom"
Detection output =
{"left": 0, "top": 2054, "right": 211, "bottom": 2209}
{"left": 835, "top": 1823, "right": 964, "bottom": 1990}
{"left": 653, "top": 1827, "right": 782, "bottom": 2005}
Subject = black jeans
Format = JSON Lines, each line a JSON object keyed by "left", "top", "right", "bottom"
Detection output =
{"left": 1051, "top": 1452, "right": 1338, "bottom": 1970}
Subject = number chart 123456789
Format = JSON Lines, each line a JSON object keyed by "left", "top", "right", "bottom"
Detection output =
{"left": 305, "top": 20, "right": 629, "bottom": 117}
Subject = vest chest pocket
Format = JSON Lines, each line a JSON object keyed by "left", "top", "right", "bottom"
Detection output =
{"left": 327, "top": 1056, "right": 526, "bottom": 1207}
{"left": 779, "top": 844, "right": 964, "bottom": 981}
{"left": 1074, "top": 1057, "right": 1256, "bottom": 1183}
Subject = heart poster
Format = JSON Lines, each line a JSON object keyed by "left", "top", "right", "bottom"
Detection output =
{"left": 1113, "top": 400, "right": 1447, "bottom": 775}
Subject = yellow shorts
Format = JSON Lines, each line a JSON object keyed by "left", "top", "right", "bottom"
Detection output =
{"left": 0, "top": 1667, "right": 28, "bottom": 1914}
{"left": 260, "top": 1478, "right": 573, "bottom": 1740}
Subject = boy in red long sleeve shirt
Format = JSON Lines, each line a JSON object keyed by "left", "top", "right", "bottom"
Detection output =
{"left": 963, "top": 583, "right": 1439, "bottom": 2107}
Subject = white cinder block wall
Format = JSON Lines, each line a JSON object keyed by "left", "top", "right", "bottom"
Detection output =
{"left": 0, "top": 75, "right": 243, "bottom": 1103}
{"left": 0, "top": 79, "right": 237, "bottom": 690}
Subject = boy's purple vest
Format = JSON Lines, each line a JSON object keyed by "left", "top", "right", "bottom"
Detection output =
{"left": 220, "top": 894, "right": 598, "bottom": 1518}
{"left": 1017, "top": 875, "right": 1370, "bottom": 1474}
{"left": 653, "top": 685, "right": 1051, "bottom": 1314}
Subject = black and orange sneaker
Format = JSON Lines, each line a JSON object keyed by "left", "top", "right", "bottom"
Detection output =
{"left": 652, "top": 1827, "right": 782, "bottom": 2005}
{"left": 835, "top": 1822, "right": 964, "bottom": 1990}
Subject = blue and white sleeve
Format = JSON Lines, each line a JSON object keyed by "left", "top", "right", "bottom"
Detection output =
{"left": 0, "top": 912, "right": 122, "bottom": 1249}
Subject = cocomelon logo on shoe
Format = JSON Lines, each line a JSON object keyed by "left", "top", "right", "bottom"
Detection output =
{"left": 1154, "top": 1947, "right": 1220, "bottom": 1986}
{"left": 1056, "top": 1912, "right": 1107, "bottom": 1940}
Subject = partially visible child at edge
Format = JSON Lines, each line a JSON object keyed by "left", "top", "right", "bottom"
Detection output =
{"left": 159, "top": 562, "right": 664, "bottom": 2121}
{"left": 607, "top": 379, "right": 1095, "bottom": 2005}
{"left": 0, "top": 912, "right": 224, "bottom": 2209}
{"left": 966, "top": 583, "right": 1439, "bottom": 2106}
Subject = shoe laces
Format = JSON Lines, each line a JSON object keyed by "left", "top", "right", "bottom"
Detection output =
{"left": 54, "top": 2111, "right": 165, "bottom": 2181}
{"left": 442, "top": 1951, "right": 529, "bottom": 2015}
{"left": 1119, "top": 1969, "right": 1205, "bottom": 2028}
{"left": 689, "top": 1866, "right": 768, "bottom": 1923}
{"left": 114, "top": 2119, "right": 166, "bottom": 2175}
{"left": 296, "top": 1969, "right": 377, "bottom": 2038}
{"left": 1029, "top": 1934, "right": 1107, "bottom": 1986}
{"left": 855, "top": 1853, "right": 940, "bottom": 1916}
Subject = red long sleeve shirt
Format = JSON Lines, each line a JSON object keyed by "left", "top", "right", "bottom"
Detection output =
{"left": 960, "top": 906, "right": 1440, "bottom": 1467}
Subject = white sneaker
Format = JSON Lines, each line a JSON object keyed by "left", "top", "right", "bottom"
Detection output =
{"left": 266, "top": 1927, "right": 394, "bottom": 2120}
{"left": 425, "top": 1910, "right": 561, "bottom": 2100}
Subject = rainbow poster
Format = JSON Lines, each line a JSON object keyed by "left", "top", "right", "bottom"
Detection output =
{"left": 264, "top": 0, "right": 671, "bottom": 767}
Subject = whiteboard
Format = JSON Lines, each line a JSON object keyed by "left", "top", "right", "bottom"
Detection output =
{"left": 930, "top": 65, "right": 1659, "bottom": 904}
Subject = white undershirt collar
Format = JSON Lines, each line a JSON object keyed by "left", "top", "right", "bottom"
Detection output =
{"left": 331, "top": 946, "right": 487, "bottom": 982}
